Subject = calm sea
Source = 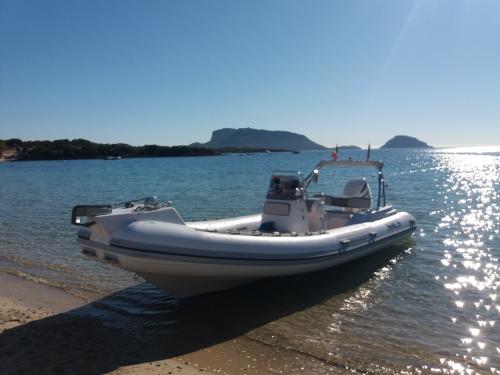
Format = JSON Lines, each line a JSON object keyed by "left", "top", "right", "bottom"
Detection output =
{"left": 0, "top": 148, "right": 498, "bottom": 374}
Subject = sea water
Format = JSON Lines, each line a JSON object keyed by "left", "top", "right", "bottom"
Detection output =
{"left": 0, "top": 148, "right": 498, "bottom": 373}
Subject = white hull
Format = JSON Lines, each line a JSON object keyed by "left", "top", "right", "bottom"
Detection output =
{"left": 72, "top": 158, "right": 416, "bottom": 297}
{"left": 78, "top": 209, "right": 415, "bottom": 297}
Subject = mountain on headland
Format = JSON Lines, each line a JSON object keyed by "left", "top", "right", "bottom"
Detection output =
{"left": 191, "top": 128, "right": 326, "bottom": 150}
{"left": 380, "top": 135, "right": 432, "bottom": 149}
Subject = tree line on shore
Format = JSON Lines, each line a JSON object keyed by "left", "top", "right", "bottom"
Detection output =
{"left": 0, "top": 138, "right": 220, "bottom": 160}
{"left": 0, "top": 138, "right": 283, "bottom": 160}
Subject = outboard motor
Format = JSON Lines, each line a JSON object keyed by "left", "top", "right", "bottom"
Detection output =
{"left": 260, "top": 173, "right": 309, "bottom": 233}
{"left": 342, "top": 178, "right": 372, "bottom": 212}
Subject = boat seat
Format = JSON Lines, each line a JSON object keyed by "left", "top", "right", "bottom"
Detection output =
{"left": 321, "top": 195, "right": 371, "bottom": 209}
{"left": 313, "top": 178, "right": 372, "bottom": 211}
{"left": 313, "top": 194, "right": 371, "bottom": 209}
{"left": 324, "top": 211, "right": 352, "bottom": 228}
{"left": 306, "top": 198, "right": 323, "bottom": 232}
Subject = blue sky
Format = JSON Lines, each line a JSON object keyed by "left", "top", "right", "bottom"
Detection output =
{"left": 1, "top": 0, "right": 499, "bottom": 147}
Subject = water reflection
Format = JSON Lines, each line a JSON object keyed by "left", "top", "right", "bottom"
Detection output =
{"left": 1, "top": 149, "right": 499, "bottom": 373}
{"left": 434, "top": 153, "right": 499, "bottom": 374}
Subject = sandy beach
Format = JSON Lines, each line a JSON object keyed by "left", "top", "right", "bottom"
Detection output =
{"left": 0, "top": 271, "right": 351, "bottom": 375}
{"left": 0, "top": 272, "right": 216, "bottom": 375}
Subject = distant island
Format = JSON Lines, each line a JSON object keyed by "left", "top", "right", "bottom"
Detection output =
{"left": 191, "top": 128, "right": 326, "bottom": 150}
{"left": 380, "top": 135, "right": 432, "bottom": 149}
{"left": 0, "top": 134, "right": 434, "bottom": 161}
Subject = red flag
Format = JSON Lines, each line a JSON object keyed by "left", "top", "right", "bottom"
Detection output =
{"left": 332, "top": 144, "right": 339, "bottom": 160}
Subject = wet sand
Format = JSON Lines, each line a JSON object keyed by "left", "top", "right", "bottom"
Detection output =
{"left": 0, "top": 271, "right": 351, "bottom": 375}
{"left": 0, "top": 272, "right": 213, "bottom": 375}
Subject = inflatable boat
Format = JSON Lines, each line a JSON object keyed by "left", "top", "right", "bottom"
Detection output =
{"left": 72, "top": 159, "right": 416, "bottom": 297}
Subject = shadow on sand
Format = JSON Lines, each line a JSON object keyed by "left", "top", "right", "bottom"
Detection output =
{"left": 0, "top": 242, "right": 412, "bottom": 374}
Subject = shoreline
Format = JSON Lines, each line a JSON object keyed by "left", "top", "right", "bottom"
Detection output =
{"left": 0, "top": 271, "right": 214, "bottom": 375}
{"left": 0, "top": 271, "right": 349, "bottom": 375}
{"left": 0, "top": 139, "right": 292, "bottom": 162}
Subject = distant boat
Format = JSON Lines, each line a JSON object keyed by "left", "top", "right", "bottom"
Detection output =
{"left": 104, "top": 156, "right": 122, "bottom": 160}
{"left": 246, "top": 153, "right": 254, "bottom": 156}
{"left": 292, "top": 150, "right": 300, "bottom": 154}
{"left": 265, "top": 149, "right": 271, "bottom": 155}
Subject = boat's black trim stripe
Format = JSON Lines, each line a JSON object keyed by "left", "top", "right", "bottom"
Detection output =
{"left": 79, "top": 228, "right": 414, "bottom": 264}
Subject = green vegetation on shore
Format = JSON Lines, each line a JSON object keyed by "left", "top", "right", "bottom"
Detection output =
{"left": 0, "top": 138, "right": 218, "bottom": 160}
{"left": 0, "top": 138, "right": 285, "bottom": 161}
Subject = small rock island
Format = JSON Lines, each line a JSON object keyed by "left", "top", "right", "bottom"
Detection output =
{"left": 381, "top": 135, "right": 432, "bottom": 149}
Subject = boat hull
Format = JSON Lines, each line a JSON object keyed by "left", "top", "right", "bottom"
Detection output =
{"left": 78, "top": 211, "right": 415, "bottom": 297}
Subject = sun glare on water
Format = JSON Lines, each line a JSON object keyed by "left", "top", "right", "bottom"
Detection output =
{"left": 438, "top": 146, "right": 500, "bottom": 154}
{"left": 435, "top": 152, "right": 500, "bottom": 374}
